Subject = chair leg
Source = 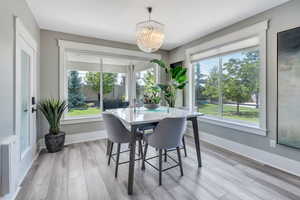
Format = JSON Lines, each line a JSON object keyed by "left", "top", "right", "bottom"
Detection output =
{"left": 182, "top": 136, "right": 187, "bottom": 157}
{"left": 176, "top": 147, "right": 184, "bottom": 176}
{"left": 159, "top": 149, "right": 163, "bottom": 185}
{"left": 115, "top": 143, "right": 121, "bottom": 178}
{"left": 138, "top": 139, "right": 143, "bottom": 158}
{"left": 142, "top": 130, "right": 145, "bottom": 144}
{"left": 108, "top": 142, "right": 114, "bottom": 166}
{"left": 138, "top": 140, "right": 141, "bottom": 156}
{"left": 164, "top": 149, "right": 167, "bottom": 162}
{"left": 142, "top": 143, "right": 148, "bottom": 170}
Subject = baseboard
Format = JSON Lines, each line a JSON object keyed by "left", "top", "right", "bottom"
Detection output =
{"left": 200, "top": 131, "right": 300, "bottom": 177}
{"left": 38, "top": 130, "right": 107, "bottom": 150}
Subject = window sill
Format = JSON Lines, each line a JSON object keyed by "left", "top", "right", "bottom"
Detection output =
{"left": 61, "top": 116, "right": 103, "bottom": 125}
{"left": 197, "top": 116, "right": 267, "bottom": 136}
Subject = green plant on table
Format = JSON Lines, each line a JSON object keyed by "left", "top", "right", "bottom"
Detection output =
{"left": 144, "top": 85, "right": 161, "bottom": 104}
{"left": 38, "top": 99, "right": 67, "bottom": 135}
{"left": 151, "top": 59, "right": 188, "bottom": 107}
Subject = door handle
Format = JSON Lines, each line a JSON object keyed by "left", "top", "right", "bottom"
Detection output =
{"left": 24, "top": 109, "right": 28, "bottom": 112}
{"left": 32, "top": 107, "right": 37, "bottom": 113}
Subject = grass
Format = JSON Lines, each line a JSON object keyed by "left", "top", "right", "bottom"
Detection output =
{"left": 198, "top": 104, "right": 259, "bottom": 123}
{"left": 66, "top": 104, "right": 258, "bottom": 124}
{"left": 66, "top": 107, "right": 101, "bottom": 117}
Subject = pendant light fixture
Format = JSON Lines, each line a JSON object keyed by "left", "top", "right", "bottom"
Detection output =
{"left": 136, "top": 7, "right": 165, "bottom": 53}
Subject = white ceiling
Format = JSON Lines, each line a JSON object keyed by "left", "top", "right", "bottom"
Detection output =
{"left": 26, "top": 0, "right": 289, "bottom": 50}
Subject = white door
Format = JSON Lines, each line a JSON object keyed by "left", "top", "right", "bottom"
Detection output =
{"left": 15, "top": 18, "right": 37, "bottom": 185}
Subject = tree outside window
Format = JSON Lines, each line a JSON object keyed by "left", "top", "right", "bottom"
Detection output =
{"left": 68, "top": 71, "right": 86, "bottom": 109}
{"left": 194, "top": 49, "right": 260, "bottom": 125}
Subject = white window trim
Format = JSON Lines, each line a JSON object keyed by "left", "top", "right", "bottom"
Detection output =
{"left": 198, "top": 116, "right": 267, "bottom": 136}
{"left": 58, "top": 40, "right": 161, "bottom": 124}
{"left": 61, "top": 115, "right": 104, "bottom": 125}
{"left": 185, "top": 20, "right": 269, "bottom": 136}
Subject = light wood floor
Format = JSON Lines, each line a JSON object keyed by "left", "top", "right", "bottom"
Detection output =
{"left": 16, "top": 137, "right": 300, "bottom": 200}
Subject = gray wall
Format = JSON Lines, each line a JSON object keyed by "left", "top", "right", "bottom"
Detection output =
{"left": 40, "top": 30, "right": 169, "bottom": 136}
{"left": 169, "top": 0, "right": 300, "bottom": 162}
{"left": 0, "top": 0, "right": 40, "bottom": 142}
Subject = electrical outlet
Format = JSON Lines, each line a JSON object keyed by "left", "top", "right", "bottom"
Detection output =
{"left": 270, "top": 139, "right": 276, "bottom": 148}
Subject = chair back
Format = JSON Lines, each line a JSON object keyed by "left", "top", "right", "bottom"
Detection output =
{"left": 147, "top": 117, "right": 187, "bottom": 149}
{"left": 102, "top": 112, "right": 130, "bottom": 143}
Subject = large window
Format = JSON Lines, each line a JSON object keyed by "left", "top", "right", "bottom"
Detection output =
{"left": 59, "top": 41, "right": 160, "bottom": 122}
{"left": 64, "top": 53, "right": 133, "bottom": 119}
{"left": 66, "top": 70, "right": 128, "bottom": 118}
{"left": 194, "top": 48, "right": 260, "bottom": 126}
{"left": 187, "top": 21, "right": 268, "bottom": 135}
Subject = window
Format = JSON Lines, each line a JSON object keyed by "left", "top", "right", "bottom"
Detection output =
{"left": 135, "top": 67, "right": 156, "bottom": 106}
{"left": 64, "top": 53, "right": 133, "bottom": 119}
{"left": 59, "top": 40, "right": 161, "bottom": 122}
{"left": 66, "top": 70, "right": 101, "bottom": 118}
{"left": 194, "top": 48, "right": 260, "bottom": 126}
{"left": 102, "top": 72, "right": 129, "bottom": 110}
{"left": 186, "top": 21, "right": 268, "bottom": 135}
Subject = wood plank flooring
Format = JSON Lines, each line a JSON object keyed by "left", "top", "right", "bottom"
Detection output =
{"left": 16, "top": 137, "right": 300, "bottom": 200}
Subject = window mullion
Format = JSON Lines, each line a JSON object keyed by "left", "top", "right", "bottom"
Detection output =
{"left": 218, "top": 57, "right": 223, "bottom": 118}
{"left": 125, "top": 65, "right": 130, "bottom": 101}
{"left": 99, "top": 58, "right": 103, "bottom": 112}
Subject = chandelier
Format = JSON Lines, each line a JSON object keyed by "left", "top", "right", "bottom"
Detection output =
{"left": 136, "top": 7, "right": 165, "bottom": 53}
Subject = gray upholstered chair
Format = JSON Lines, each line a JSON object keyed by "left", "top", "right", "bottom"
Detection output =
{"left": 139, "top": 126, "right": 188, "bottom": 159}
{"left": 103, "top": 113, "right": 143, "bottom": 178}
{"left": 142, "top": 117, "right": 187, "bottom": 185}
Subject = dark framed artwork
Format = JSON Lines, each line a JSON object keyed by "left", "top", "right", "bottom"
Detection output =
{"left": 277, "top": 27, "right": 300, "bottom": 149}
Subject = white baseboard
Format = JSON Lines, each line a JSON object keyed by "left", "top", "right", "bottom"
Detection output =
{"left": 200, "top": 131, "right": 300, "bottom": 177}
{"left": 38, "top": 130, "right": 107, "bottom": 150}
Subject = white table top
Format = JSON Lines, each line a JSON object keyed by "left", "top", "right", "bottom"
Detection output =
{"left": 104, "top": 107, "right": 203, "bottom": 125}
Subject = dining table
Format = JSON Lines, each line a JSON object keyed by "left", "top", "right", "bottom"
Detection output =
{"left": 104, "top": 106, "right": 204, "bottom": 195}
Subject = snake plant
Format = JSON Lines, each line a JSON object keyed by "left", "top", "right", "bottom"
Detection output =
{"left": 38, "top": 99, "right": 67, "bottom": 135}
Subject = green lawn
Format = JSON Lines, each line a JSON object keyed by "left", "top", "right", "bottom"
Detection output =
{"left": 66, "top": 107, "right": 101, "bottom": 117}
{"left": 199, "top": 104, "right": 259, "bottom": 123}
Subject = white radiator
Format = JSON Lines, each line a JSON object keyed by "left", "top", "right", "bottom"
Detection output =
{"left": 0, "top": 136, "right": 17, "bottom": 199}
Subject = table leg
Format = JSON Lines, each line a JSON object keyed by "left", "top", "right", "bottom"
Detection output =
{"left": 128, "top": 125, "right": 137, "bottom": 195}
{"left": 190, "top": 117, "right": 202, "bottom": 167}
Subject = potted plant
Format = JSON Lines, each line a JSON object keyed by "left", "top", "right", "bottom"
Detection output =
{"left": 151, "top": 59, "right": 188, "bottom": 107}
{"left": 38, "top": 99, "right": 67, "bottom": 153}
{"left": 143, "top": 86, "right": 161, "bottom": 110}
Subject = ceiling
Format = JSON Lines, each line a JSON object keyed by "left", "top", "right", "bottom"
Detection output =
{"left": 26, "top": 0, "right": 289, "bottom": 50}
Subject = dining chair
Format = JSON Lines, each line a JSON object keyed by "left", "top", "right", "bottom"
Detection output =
{"left": 139, "top": 124, "right": 188, "bottom": 158}
{"left": 103, "top": 113, "right": 143, "bottom": 178}
{"left": 141, "top": 116, "right": 187, "bottom": 185}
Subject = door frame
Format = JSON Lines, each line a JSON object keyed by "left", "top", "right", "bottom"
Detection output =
{"left": 14, "top": 17, "right": 38, "bottom": 185}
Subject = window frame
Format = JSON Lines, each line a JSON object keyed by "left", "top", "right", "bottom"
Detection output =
{"left": 185, "top": 21, "right": 269, "bottom": 136}
{"left": 58, "top": 40, "right": 161, "bottom": 124}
